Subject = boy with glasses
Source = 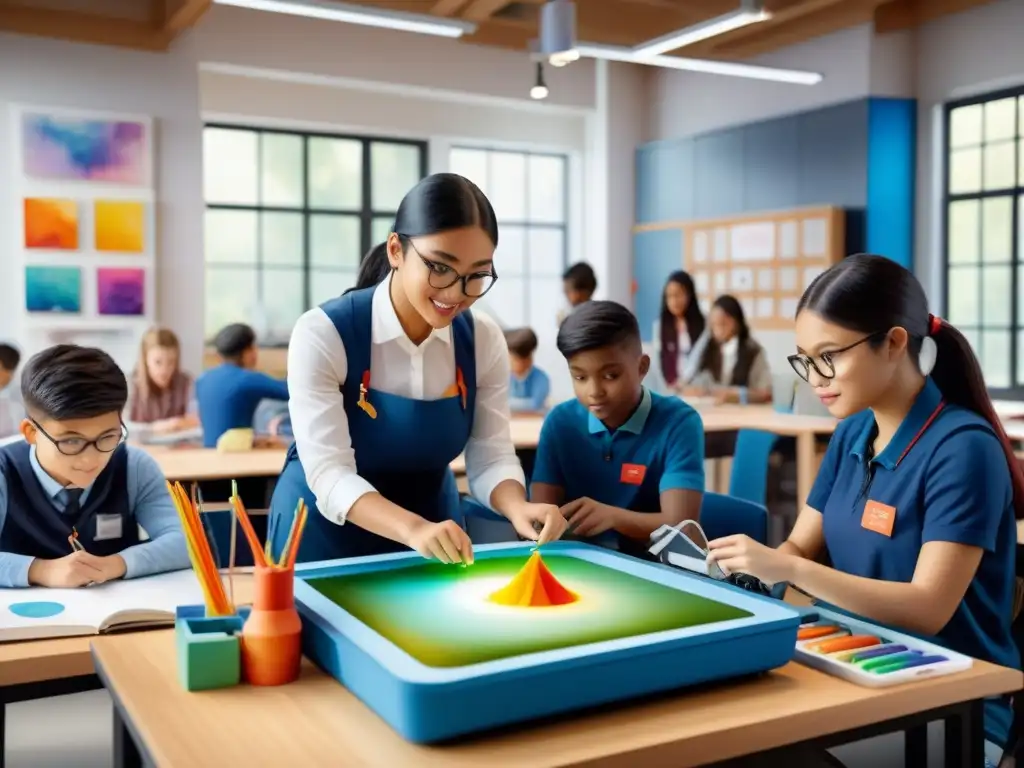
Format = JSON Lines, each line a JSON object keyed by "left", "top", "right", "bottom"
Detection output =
{"left": 0, "top": 345, "right": 188, "bottom": 588}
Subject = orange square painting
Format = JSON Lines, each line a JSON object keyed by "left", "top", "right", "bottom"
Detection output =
{"left": 24, "top": 198, "right": 79, "bottom": 250}
{"left": 95, "top": 200, "right": 145, "bottom": 253}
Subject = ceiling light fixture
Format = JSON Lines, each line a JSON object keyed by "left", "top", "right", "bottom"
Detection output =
{"left": 633, "top": 0, "right": 771, "bottom": 58}
{"left": 538, "top": 0, "right": 579, "bottom": 67}
{"left": 575, "top": 42, "right": 822, "bottom": 85}
{"left": 530, "top": 62, "right": 549, "bottom": 100}
{"left": 212, "top": 0, "right": 477, "bottom": 38}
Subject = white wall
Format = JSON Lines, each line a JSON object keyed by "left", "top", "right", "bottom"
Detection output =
{"left": 914, "top": 0, "right": 1024, "bottom": 307}
{"left": 0, "top": 32, "right": 204, "bottom": 376}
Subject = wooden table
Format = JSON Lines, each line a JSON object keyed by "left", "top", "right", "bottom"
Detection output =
{"left": 0, "top": 576, "right": 253, "bottom": 767}
{"left": 143, "top": 447, "right": 288, "bottom": 483}
{"left": 90, "top": 628, "right": 1019, "bottom": 768}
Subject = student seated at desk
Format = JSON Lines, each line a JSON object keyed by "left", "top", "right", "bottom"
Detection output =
{"left": 685, "top": 295, "right": 772, "bottom": 405}
{"left": 195, "top": 323, "right": 289, "bottom": 448}
{"left": 0, "top": 345, "right": 189, "bottom": 589}
{"left": 557, "top": 262, "right": 597, "bottom": 326}
{"left": 707, "top": 255, "right": 1020, "bottom": 768}
{"left": 505, "top": 328, "right": 550, "bottom": 413}
{"left": 126, "top": 327, "right": 199, "bottom": 435}
{"left": 0, "top": 343, "right": 23, "bottom": 439}
{"left": 531, "top": 301, "right": 704, "bottom": 558}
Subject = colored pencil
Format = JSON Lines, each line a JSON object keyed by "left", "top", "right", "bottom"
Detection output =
{"left": 167, "top": 481, "right": 233, "bottom": 616}
{"left": 230, "top": 489, "right": 267, "bottom": 568}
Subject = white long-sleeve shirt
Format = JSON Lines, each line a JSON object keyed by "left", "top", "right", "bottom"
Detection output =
{"left": 287, "top": 274, "right": 526, "bottom": 525}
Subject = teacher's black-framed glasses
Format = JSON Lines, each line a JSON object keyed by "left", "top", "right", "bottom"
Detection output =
{"left": 787, "top": 331, "right": 887, "bottom": 382}
{"left": 31, "top": 419, "right": 128, "bottom": 456}
{"left": 401, "top": 236, "right": 498, "bottom": 298}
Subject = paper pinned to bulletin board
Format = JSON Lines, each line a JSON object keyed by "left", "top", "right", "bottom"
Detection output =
{"left": 682, "top": 207, "right": 845, "bottom": 331}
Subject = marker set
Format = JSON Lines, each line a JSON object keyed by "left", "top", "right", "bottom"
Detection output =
{"left": 794, "top": 607, "right": 973, "bottom": 687}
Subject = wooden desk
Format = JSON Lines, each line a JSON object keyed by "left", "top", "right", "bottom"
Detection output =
{"left": 91, "top": 629, "right": 1018, "bottom": 768}
{"left": 143, "top": 447, "right": 287, "bottom": 483}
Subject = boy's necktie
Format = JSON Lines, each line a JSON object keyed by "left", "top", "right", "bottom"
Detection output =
{"left": 64, "top": 488, "right": 85, "bottom": 529}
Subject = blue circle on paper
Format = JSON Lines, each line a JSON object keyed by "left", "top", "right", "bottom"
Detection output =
{"left": 9, "top": 601, "right": 65, "bottom": 619}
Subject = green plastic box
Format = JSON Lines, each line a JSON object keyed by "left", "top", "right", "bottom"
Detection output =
{"left": 174, "top": 605, "right": 247, "bottom": 691}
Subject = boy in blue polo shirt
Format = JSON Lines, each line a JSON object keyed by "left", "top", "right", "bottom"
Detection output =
{"left": 195, "top": 323, "right": 289, "bottom": 448}
{"left": 531, "top": 301, "right": 705, "bottom": 557}
{"left": 505, "top": 328, "right": 550, "bottom": 413}
{"left": 0, "top": 345, "right": 189, "bottom": 588}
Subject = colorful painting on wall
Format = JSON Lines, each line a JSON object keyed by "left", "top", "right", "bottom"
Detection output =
{"left": 24, "top": 266, "right": 81, "bottom": 314}
{"left": 23, "top": 198, "right": 78, "bottom": 250}
{"left": 97, "top": 268, "right": 145, "bottom": 316}
{"left": 94, "top": 200, "right": 145, "bottom": 253}
{"left": 21, "top": 113, "right": 148, "bottom": 185}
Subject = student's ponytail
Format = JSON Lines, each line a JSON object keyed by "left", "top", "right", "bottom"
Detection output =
{"left": 799, "top": 254, "right": 1024, "bottom": 521}
{"left": 345, "top": 242, "right": 392, "bottom": 294}
{"left": 930, "top": 318, "right": 1024, "bottom": 520}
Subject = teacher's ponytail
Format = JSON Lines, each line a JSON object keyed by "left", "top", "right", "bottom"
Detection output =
{"left": 349, "top": 242, "right": 392, "bottom": 293}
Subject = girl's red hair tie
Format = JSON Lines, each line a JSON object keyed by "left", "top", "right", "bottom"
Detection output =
{"left": 928, "top": 314, "right": 943, "bottom": 336}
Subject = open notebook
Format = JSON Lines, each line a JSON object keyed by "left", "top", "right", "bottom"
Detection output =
{"left": 0, "top": 568, "right": 204, "bottom": 642}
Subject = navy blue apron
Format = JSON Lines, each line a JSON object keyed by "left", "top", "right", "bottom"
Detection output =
{"left": 269, "top": 287, "right": 476, "bottom": 562}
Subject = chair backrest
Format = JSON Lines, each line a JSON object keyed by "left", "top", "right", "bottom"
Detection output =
{"left": 700, "top": 491, "right": 768, "bottom": 545}
{"left": 728, "top": 429, "right": 778, "bottom": 506}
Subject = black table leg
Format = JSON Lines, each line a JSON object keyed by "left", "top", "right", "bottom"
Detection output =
{"left": 905, "top": 723, "right": 928, "bottom": 767}
{"left": 113, "top": 707, "right": 142, "bottom": 768}
{"left": 945, "top": 699, "right": 985, "bottom": 768}
{"left": 0, "top": 702, "right": 6, "bottom": 768}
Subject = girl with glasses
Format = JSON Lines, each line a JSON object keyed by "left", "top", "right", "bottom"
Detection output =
{"left": 269, "top": 173, "right": 566, "bottom": 565}
{"left": 707, "top": 254, "right": 1021, "bottom": 767}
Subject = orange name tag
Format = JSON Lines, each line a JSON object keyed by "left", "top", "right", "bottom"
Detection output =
{"left": 861, "top": 500, "right": 896, "bottom": 537}
{"left": 620, "top": 463, "right": 647, "bottom": 485}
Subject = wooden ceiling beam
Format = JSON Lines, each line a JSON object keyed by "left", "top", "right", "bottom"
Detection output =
{"left": 461, "top": 0, "right": 516, "bottom": 22}
{"left": 874, "top": 0, "right": 998, "bottom": 33}
{"left": 0, "top": 5, "right": 168, "bottom": 51}
{"left": 431, "top": 0, "right": 472, "bottom": 16}
{"left": 162, "top": 0, "right": 213, "bottom": 33}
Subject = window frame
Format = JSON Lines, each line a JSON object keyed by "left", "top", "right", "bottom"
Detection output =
{"left": 203, "top": 122, "right": 428, "bottom": 343}
{"left": 941, "top": 85, "right": 1023, "bottom": 398}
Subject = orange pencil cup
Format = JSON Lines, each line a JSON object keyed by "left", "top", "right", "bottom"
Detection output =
{"left": 240, "top": 565, "right": 302, "bottom": 686}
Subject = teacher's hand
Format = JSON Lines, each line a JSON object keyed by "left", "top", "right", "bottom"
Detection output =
{"left": 506, "top": 502, "right": 568, "bottom": 546}
{"left": 407, "top": 519, "right": 474, "bottom": 565}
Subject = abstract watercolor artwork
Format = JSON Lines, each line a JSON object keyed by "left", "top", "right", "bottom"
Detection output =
{"left": 23, "top": 198, "right": 78, "bottom": 250}
{"left": 24, "top": 266, "right": 81, "bottom": 314}
{"left": 21, "top": 112, "right": 148, "bottom": 185}
{"left": 94, "top": 200, "right": 145, "bottom": 253}
{"left": 97, "top": 268, "right": 145, "bottom": 316}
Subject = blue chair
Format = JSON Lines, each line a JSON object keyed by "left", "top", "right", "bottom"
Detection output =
{"left": 727, "top": 429, "right": 779, "bottom": 506}
{"left": 699, "top": 491, "right": 768, "bottom": 545}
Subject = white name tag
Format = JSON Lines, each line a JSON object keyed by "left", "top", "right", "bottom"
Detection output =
{"left": 94, "top": 513, "right": 123, "bottom": 541}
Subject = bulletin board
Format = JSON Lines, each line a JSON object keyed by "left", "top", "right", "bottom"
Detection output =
{"left": 636, "top": 206, "right": 845, "bottom": 332}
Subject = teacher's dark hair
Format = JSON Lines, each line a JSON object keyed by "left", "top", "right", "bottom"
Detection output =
{"left": 22, "top": 344, "right": 128, "bottom": 421}
{"left": 660, "top": 270, "right": 705, "bottom": 385}
{"left": 557, "top": 300, "right": 640, "bottom": 359}
{"left": 799, "top": 253, "right": 1024, "bottom": 520}
{"left": 346, "top": 173, "right": 498, "bottom": 295}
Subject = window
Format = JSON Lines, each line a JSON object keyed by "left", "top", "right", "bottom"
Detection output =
{"left": 203, "top": 125, "right": 427, "bottom": 342}
{"left": 943, "top": 88, "right": 1024, "bottom": 394}
{"left": 448, "top": 147, "right": 569, "bottom": 333}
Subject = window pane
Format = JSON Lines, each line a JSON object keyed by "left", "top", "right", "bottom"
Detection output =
{"left": 205, "top": 210, "right": 256, "bottom": 265}
{"left": 372, "top": 216, "right": 393, "bottom": 246}
{"left": 489, "top": 152, "right": 527, "bottom": 221}
{"left": 205, "top": 267, "right": 257, "bottom": 339}
{"left": 947, "top": 200, "right": 979, "bottom": 264}
{"left": 496, "top": 224, "right": 527, "bottom": 275}
{"left": 370, "top": 142, "right": 421, "bottom": 211}
{"left": 949, "top": 147, "right": 982, "bottom": 194}
{"left": 261, "top": 268, "right": 304, "bottom": 341}
{"left": 261, "top": 212, "right": 303, "bottom": 267}
{"left": 983, "top": 141, "right": 1016, "bottom": 190}
{"left": 527, "top": 228, "right": 565, "bottom": 276}
{"left": 527, "top": 276, "right": 563, "bottom": 332}
{"left": 1020, "top": 96, "right": 1024, "bottom": 137}
{"left": 310, "top": 215, "right": 360, "bottom": 269}
{"left": 308, "top": 138, "right": 362, "bottom": 210}
{"left": 204, "top": 128, "right": 258, "bottom": 205}
{"left": 947, "top": 266, "right": 979, "bottom": 326}
{"left": 982, "top": 266, "right": 1011, "bottom": 325}
{"left": 1017, "top": 265, "right": 1024, "bottom": 327}
{"left": 450, "top": 148, "right": 489, "bottom": 192}
{"left": 1019, "top": 137, "right": 1024, "bottom": 185}
{"left": 982, "top": 197, "right": 1013, "bottom": 263}
{"left": 981, "top": 330, "right": 1011, "bottom": 388}
{"left": 481, "top": 276, "right": 525, "bottom": 327}
{"left": 260, "top": 133, "right": 303, "bottom": 207}
{"left": 309, "top": 270, "right": 357, "bottom": 305}
{"left": 528, "top": 155, "right": 566, "bottom": 224}
{"left": 950, "top": 104, "right": 982, "bottom": 148}
{"left": 985, "top": 98, "right": 1017, "bottom": 143}
{"left": 1018, "top": 332, "right": 1024, "bottom": 385}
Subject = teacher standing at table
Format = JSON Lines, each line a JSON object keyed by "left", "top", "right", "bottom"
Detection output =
{"left": 269, "top": 174, "right": 566, "bottom": 564}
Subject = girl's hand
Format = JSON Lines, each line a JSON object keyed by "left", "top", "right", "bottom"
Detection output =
{"left": 507, "top": 502, "right": 568, "bottom": 545}
{"left": 406, "top": 519, "right": 474, "bottom": 565}
{"left": 706, "top": 534, "right": 795, "bottom": 585}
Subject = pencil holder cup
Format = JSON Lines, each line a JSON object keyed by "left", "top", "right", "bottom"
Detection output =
{"left": 240, "top": 565, "right": 302, "bottom": 686}
{"left": 175, "top": 605, "right": 244, "bottom": 692}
